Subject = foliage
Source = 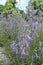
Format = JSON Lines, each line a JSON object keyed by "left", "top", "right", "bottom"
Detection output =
{"left": 0, "top": 5, "right": 4, "bottom": 14}
{"left": 0, "top": 0, "right": 43, "bottom": 65}
{"left": 9, "top": 0, "right": 17, "bottom": 7}
{"left": 27, "top": 0, "right": 43, "bottom": 10}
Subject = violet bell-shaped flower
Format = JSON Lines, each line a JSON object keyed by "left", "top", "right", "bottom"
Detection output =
{"left": 34, "top": 22, "right": 39, "bottom": 30}
{"left": 12, "top": 48, "right": 18, "bottom": 54}
{"left": 39, "top": 41, "right": 42, "bottom": 47}
{"left": 34, "top": 10, "right": 38, "bottom": 15}
{"left": 41, "top": 48, "right": 43, "bottom": 55}
{"left": 10, "top": 43, "right": 15, "bottom": 49}
{"left": 18, "top": 41, "right": 22, "bottom": 46}
{"left": 20, "top": 45, "right": 24, "bottom": 50}
{"left": 25, "top": 24, "right": 29, "bottom": 29}
{"left": 29, "top": 9, "right": 32, "bottom": 13}
{"left": 27, "top": 35, "right": 33, "bottom": 42}
{"left": 15, "top": 41, "right": 22, "bottom": 47}
{"left": 25, "top": 40, "right": 29, "bottom": 48}
{"left": 29, "top": 15, "right": 33, "bottom": 19}
{"left": 20, "top": 34, "right": 25, "bottom": 40}
{"left": 25, "top": 43, "right": 29, "bottom": 48}
{"left": 36, "top": 53, "right": 38, "bottom": 59}
{"left": 31, "top": 56, "right": 34, "bottom": 61}
{"left": 33, "top": 17, "right": 37, "bottom": 22}
{"left": 21, "top": 49, "right": 26, "bottom": 56}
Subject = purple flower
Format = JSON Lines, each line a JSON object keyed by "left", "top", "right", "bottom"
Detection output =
{"left": 12, "top": 48, "right": 16, "bottom": 52}
{"left": 41, "top": 8, "right": 43, "bottom": 11}
{"left": 12, "top": 48, "right": 18, "bottom": 54}
{"left": 34, "top": 10, "right": 38, "bottom": 15}
{"left": 40, "top": 17, "right": 43, "bottom": 22}
{"left": 25, "top": 24, "right": 29, "bottom": 29}
{"left": 15, "top": 49, "right": 18, "bottom": 54}
{"left": 36, "top": 53, "right": 39, "bottom": 59}
{"left": 25, "top": 41, "right": 29, "bottom": 48}
{"left": 39, "top": 11, "right": 42, "bottom": 16}
{"left": 35, "top": 33, "right": 39, "bottom": 38}
{"left": 15, "top": 42, "right": 22, "bottom": 47}
{"left": 31, "top": 56, "right": 34, "bottom": 61}
{"left": 10, "top": 43, "right": 18, "bottom": 54}
{"left": 27, "top": 35, "right": 33, "bottom": 42}
{"left": 9, "top": 23, "right": 13, "bottom": 29}
{"left": 33, "top": 17, "right": 37, "bottom": 22}
{"left": 29, "top": 9, "right": 32, "bottom": 13}
{"left": 20, "top": 34, "right": 24, "bottom": 40}
{"left": 10, "top": 43, "right": 15, "bottom": 48}
{"left": 29, "top": 15, "right": 33, "bottom": 19}
{"left": 41, "top": 48, "right": 43, "bottom": 54}
{"left": 15, "top": 44, "right": 19, "bottom": 46}
{"left": 20, "top": 45, "right": 24, "bottom": 50}
{"left": 34, "top": 22, "right": 39, "bottom": 30}
{"left": 21, "top": 49, "right": 26, "bottom": 56}
{"left": 18, "top": 41, "right": 22, "bottom": 46}
{"left": 29, "top": 31, "right": 32, "bottom": 35}
{"left": 10, "top": 44, "right": 13, "bottom": 48}
{"left": 41, "top": 63, "right": 43, "bottom": 65}
{"left": 39, "top": 41, "right": 42, "bottom": 47}
{"left": 25, "top": 43, "right": 29, "bottom": 48}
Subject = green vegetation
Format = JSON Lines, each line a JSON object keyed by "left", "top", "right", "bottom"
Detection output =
{"left": 0, "top": 0, "right": 43, "bottom": 65}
